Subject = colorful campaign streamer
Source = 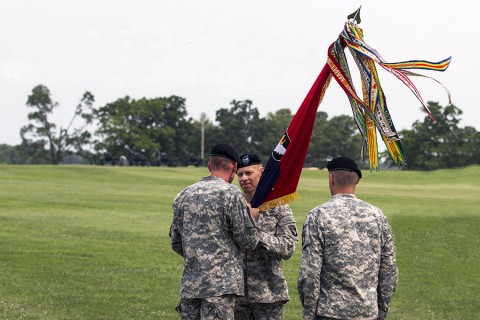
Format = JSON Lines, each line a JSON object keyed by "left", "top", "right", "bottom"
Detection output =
{"left": 329, "top": 20, "right": 451, "bottom": 169}
{"left": 251, "top": 8, "right": 451, "bottom": 209}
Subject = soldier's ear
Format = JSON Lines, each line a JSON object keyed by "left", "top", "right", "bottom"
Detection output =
{"left": 329, "top": 172, "right": 334, "bottom": 185}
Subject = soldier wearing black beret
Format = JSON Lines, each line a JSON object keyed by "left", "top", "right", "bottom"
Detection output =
{"left": 298, "top": 156, "right": 397, "bottom": 320}
{"left": 170, "top": 143, "right": 259, "bottom": 319}
{"left": 210, "top": 143, "right": 241, "bottom": 164}
{"left": 326, "top": 156, "right": 362, "bottom": 179}
{"left": 235, "top": 152, "right": 298, "bottom": 320}
{"left": 238, "top": 153, "right": 262, "bottom": 169}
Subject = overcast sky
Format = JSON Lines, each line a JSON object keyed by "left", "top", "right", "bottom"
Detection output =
{"left": 1, "top": 0, "right": 477, "bottom": 146}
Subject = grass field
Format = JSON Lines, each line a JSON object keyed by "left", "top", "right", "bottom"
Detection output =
{"left": 0, "top": 165, "right": 479, "bottom": 319}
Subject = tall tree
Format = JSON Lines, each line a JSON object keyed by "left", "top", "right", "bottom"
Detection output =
{"left": 256, "top": 108, "right": 294, "bottom": 161}
{"left": 215, "top": 100, "right": 266, "bottom": 153}
{"left": 95, "top": 95, "right": 194, "bottom": 165}
{"left": 397, "top": 102, "right": 479, "bottom": 170}
{"left": 308, "top": 112, "right": 362, "bottom": 168}
{"left": 20, "top": 85, "right": 95, "bottom": 164}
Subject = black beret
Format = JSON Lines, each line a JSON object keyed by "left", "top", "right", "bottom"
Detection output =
{"left": 238, "top": 153, "right": 262, "bottom": 168}
{"left": 326, "top": 156, "right": 362, "bottom": 179}
{"left": 210, "top": 143, "right": 240, "bottom": 163}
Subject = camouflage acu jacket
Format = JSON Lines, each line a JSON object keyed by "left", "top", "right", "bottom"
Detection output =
{"left": 298, "top": 194, "right": 398, "bottom": 320}
{"left": 238, "top": 204, "right": 298, "bottom": 305}
{"left": 170, "top": 176, "right": 259, "bottom": 299}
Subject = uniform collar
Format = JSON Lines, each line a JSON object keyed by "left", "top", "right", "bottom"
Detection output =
{"left": 332, "top": 193, "right": 356, "bottom": 199}
{"left": 202, "top": 176, "right": 224, "bottom": 182}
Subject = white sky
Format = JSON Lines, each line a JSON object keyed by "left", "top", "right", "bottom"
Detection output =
{"left": 1, "top": 0, "right": 477, "bottom": 146}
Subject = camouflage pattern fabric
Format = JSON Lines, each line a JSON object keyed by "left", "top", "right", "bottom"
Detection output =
{"left": 237, "top": 204, "right": 298, "bottom": 307}
{"left": 170, "top": 176, "right": 259, "bottom": 299}
{"left": 234, "top": 301, "right": 284, "bottom": 320}
{"left": 178, "top": 295, "right": 236, "bottom": 320}
{"left": 297, "top": 194, "right": 398, "bottom": 320}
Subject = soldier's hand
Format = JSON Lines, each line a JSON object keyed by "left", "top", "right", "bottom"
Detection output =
{"left": 247, "top": 203, "right": 260, "bottom": 220}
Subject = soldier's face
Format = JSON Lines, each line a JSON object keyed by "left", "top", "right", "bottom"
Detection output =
{"left": 237, "top": 165, "right": 263, "bottom": 194}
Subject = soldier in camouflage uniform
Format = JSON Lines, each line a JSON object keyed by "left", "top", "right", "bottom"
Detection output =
{"left": 235, "top": 153, "right": 298, "bottom": 320}
{"left": 170, "top": 144, "right": 259, "bottom": 320}
{"left": 297, "top": 157, "right": 398, "bottom": 320}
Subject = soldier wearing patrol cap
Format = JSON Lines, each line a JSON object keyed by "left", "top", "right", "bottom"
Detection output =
{"left": 170, "top": 144, "right": 259, "bottom": 320}
{"left": 235, "top": 153, "right": 298, "bottom": 320}
{"left": 298, "top": 156, "right": 398, "bottom": 320}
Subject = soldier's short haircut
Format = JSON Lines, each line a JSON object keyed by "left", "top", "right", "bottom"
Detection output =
{"left": 332, "top": 170, "right": 359, "bottom": 187}
{"left": 210, "top": 155, "right": 235, "bottom": 171}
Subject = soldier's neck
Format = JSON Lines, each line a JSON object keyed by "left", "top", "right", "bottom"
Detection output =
{"left": 243, "top": 192, "right": 254, "bottom": 203}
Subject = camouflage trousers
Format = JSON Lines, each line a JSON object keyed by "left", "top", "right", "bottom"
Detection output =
{"left": 316, "top": 317, "right": 382, "bottom": 320}
{"left": 177, "top": 295, "right": 236, "bottom": 320}
{"left": 234, "top": 301, "right": 284, "bottom": 320}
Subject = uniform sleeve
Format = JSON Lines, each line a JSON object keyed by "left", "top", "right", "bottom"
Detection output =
{"left": 377, "top": 214, "right": 398, "bottom": 319}
{"left": 257, "top": 205, "right": 298, "bottom": 259}
{"left": 297, "top": 213, "right": 322, "bottom": 320}
{"left": 230, "top": 191, "right": 259, "bottom": 251}
{"left": 169, "top": 196, "right": 184, "bottom": 257}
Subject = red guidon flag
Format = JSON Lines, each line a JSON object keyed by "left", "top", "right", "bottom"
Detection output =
{"left": 250, "top": 65, "right": 331, "bottom": 210}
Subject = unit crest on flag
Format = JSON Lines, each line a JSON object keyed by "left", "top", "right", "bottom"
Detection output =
{"left": 273, "top": 133, "right": 291, "bottom": 161}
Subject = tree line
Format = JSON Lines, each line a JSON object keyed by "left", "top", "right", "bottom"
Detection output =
{"left": 1, "top": 84, "right": 479, "bottom": 170}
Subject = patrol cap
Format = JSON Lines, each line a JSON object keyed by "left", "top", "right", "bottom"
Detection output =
{"left": 210, "top": 143, "right": 240, "bottom": 163}
{"left": 326, "top": 156, "right": 362, "bottom": 179}
{"left": 238, "top": 153, "right": 262, "bottom": 169}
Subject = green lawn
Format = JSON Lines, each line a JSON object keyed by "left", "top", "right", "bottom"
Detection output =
{"left": 0, "top": 165, "right": 479, "bottom": 319}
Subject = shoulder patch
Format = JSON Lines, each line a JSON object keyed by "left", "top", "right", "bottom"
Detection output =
{"left": 288, "top": 224, "right": 298, "bottom": 239}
